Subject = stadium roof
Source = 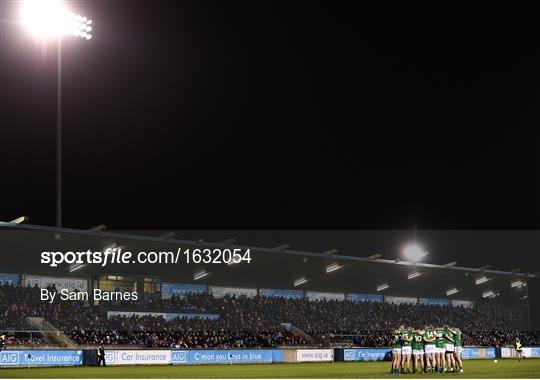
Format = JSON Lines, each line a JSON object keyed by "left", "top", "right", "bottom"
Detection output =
{"left": 0, "top": 222, "right": 537, "bottom": 300}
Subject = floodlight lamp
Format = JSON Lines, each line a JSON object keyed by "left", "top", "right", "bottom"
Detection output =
{"left": 475, "top": 276, "right": 488, "bottom": 285}
{"left": 21, "top": 0, "right": 93, "bottom": 40}
{"left": 194, "top": 271, "right": 208, "bottom": 281}
{"left": 403, "top": 243, "right": 428, "bottom": 262}
{"left": 69, "top": 263, "right": 85, "bottom": 272}
{"left": 482, "top": 290, "right": 495, "bottom": 298}
{"left": 9, "top": 216, "right": 29, "bottom": 224}
{"left": 511, "top": 280, "right": 525, "bottom": 288}
{"left": 325, "top": 263, "right": 341, "bottom": 273}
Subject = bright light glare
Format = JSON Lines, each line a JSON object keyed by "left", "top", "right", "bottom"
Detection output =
{"left": 511, "top": 280, "right": 524, "bottom": 288}
{"left": 403, "top": 243, "right": 428, "bottom": 262}
{"left": 194, "top": 271, "right": 208, "bottom": 280}
{"left": 69, "top": 263, "right": 85, "bottom": 272}
{"left": 483, "top": 290, "right": 495, "bottom": 298}
{"left": 21, "top": 0, "right": 93, "bottom": 40}
{"left": 325, "top": 263, "right": 341, "bottom": 273}
{"left": 475, "top": 276, "right": 488, "bottom": 285}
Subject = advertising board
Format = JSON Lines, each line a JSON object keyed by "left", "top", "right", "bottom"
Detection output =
{"left": 0, "top": 274, "right": 19, "bottom": 285}
{"left": 343, "top": 348, "right": 391, "bottom": 361}
{"left": 461, "top": 347, "right": 496, "bottom": 359}
{"left": 260, "top": 288, "right": 304, "bottom": 299}
{"left": 296, "top": 349, "right": 334, "bottom": 362}
{"left": 0, "top": 350, "right": 83, "bottom": 367}
{"left": 171, "top": 349, "right": 283, "bottom": 364}
{"left": 25, "top": 275, "right": 88, "bottom": 292}
{"left": 210, "top": 286, "right": 257, "bottom": 298}
{"left": 346, "top": 293, "right": 383, "bottom": 303}
{"left": 306, "top": 291, "right": 345, "bottom": 301}
{"left": 384, "top": 296, "right": 417, "bottom": 304}
{"left": 104, "top": 350, "right": 171, "bottom": 365}
{"left": 161, "top": 283, "right": 207, "bottom": 298}
{"left": 419, "top": 298, "right": 450, "bottom": 306}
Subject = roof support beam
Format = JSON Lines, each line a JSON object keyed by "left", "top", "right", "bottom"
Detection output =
{"left": 157, "top": 232, "right": 175, "bottom": 240}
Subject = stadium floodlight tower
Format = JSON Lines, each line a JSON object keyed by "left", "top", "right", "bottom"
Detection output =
{"left": 402, "top": 243, "right": 428, "bottom": 262}
{"left": 20, "top": 0, "right": 93, "bottom": 228}
{"left": 21, "top": 0, "right": 92, "bottom": 40}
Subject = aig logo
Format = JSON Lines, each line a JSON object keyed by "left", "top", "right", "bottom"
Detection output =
{"left": 344, "top": 350, "right": 356, "bottom": 360}
{"left": 105, "top": 352, "right": 116, "bottom": 363}
{"left": 0, "top": 351, "right": 20, "bottom": 365}
{"left": 172, "top": 351, "right": 187, "bottom": 363}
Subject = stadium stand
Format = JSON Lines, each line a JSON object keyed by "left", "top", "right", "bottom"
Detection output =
{"left": 1, "top": 283, "right": 538, "bottom": 349}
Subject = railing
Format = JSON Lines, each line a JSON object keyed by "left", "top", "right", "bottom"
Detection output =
{"left": 280, "top": 323, "right": 318, "bottom": 344}
{"left": 26, "top": 317, "right": 77, "bottom": 347}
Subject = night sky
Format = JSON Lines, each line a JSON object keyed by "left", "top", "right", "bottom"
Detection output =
{"left": 1, "top": 1, "right": 540, "bottom": 230}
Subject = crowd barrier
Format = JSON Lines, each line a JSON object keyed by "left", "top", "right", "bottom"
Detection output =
{"left": 1, "top": 346, "right": 535, "bottom": 367}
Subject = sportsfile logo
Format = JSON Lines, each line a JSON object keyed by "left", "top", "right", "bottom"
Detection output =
{"left": 40, "top": 248, "right": 252, "bottom": 267}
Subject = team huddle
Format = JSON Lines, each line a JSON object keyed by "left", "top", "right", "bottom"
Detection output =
{"left": 391, "top": 325, "right": 463, "bottom": 374}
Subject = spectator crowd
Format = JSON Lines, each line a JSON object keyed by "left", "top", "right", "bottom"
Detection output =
{"left": 0, "top": 283, "right": 538, "bottom": 349}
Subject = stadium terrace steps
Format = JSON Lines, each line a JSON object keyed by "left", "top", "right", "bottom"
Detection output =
{"left": 281, "top": 323, "right": 318, "bottom": 344}
{"left": 27, "top": 317, "right": 78, "bottom": 348}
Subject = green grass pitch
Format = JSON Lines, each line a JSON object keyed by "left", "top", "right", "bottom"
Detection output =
{"left": 0, "top": 359, "right": 538, "bottom": 378}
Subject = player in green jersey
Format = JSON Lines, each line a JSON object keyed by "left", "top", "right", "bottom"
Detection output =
{"left": 450, "top": 327, "right": 464, "bottom": 373}
{"left": 423, "top": 325, "right": 437, "bottom": 373}
{"left": 401, "top": 327, "right": 413, "bottom": 373}
{"left": 412, "top": 329, "right": 425, "bottom": 373}
{"left": 443, "top": 325, "right": 456, "bottom": 372}
{"left": 391, "top": 326, "right": 403, "bottom": 374}
{"left": 434, "top": 327, "right": 446, "bottom": 373}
